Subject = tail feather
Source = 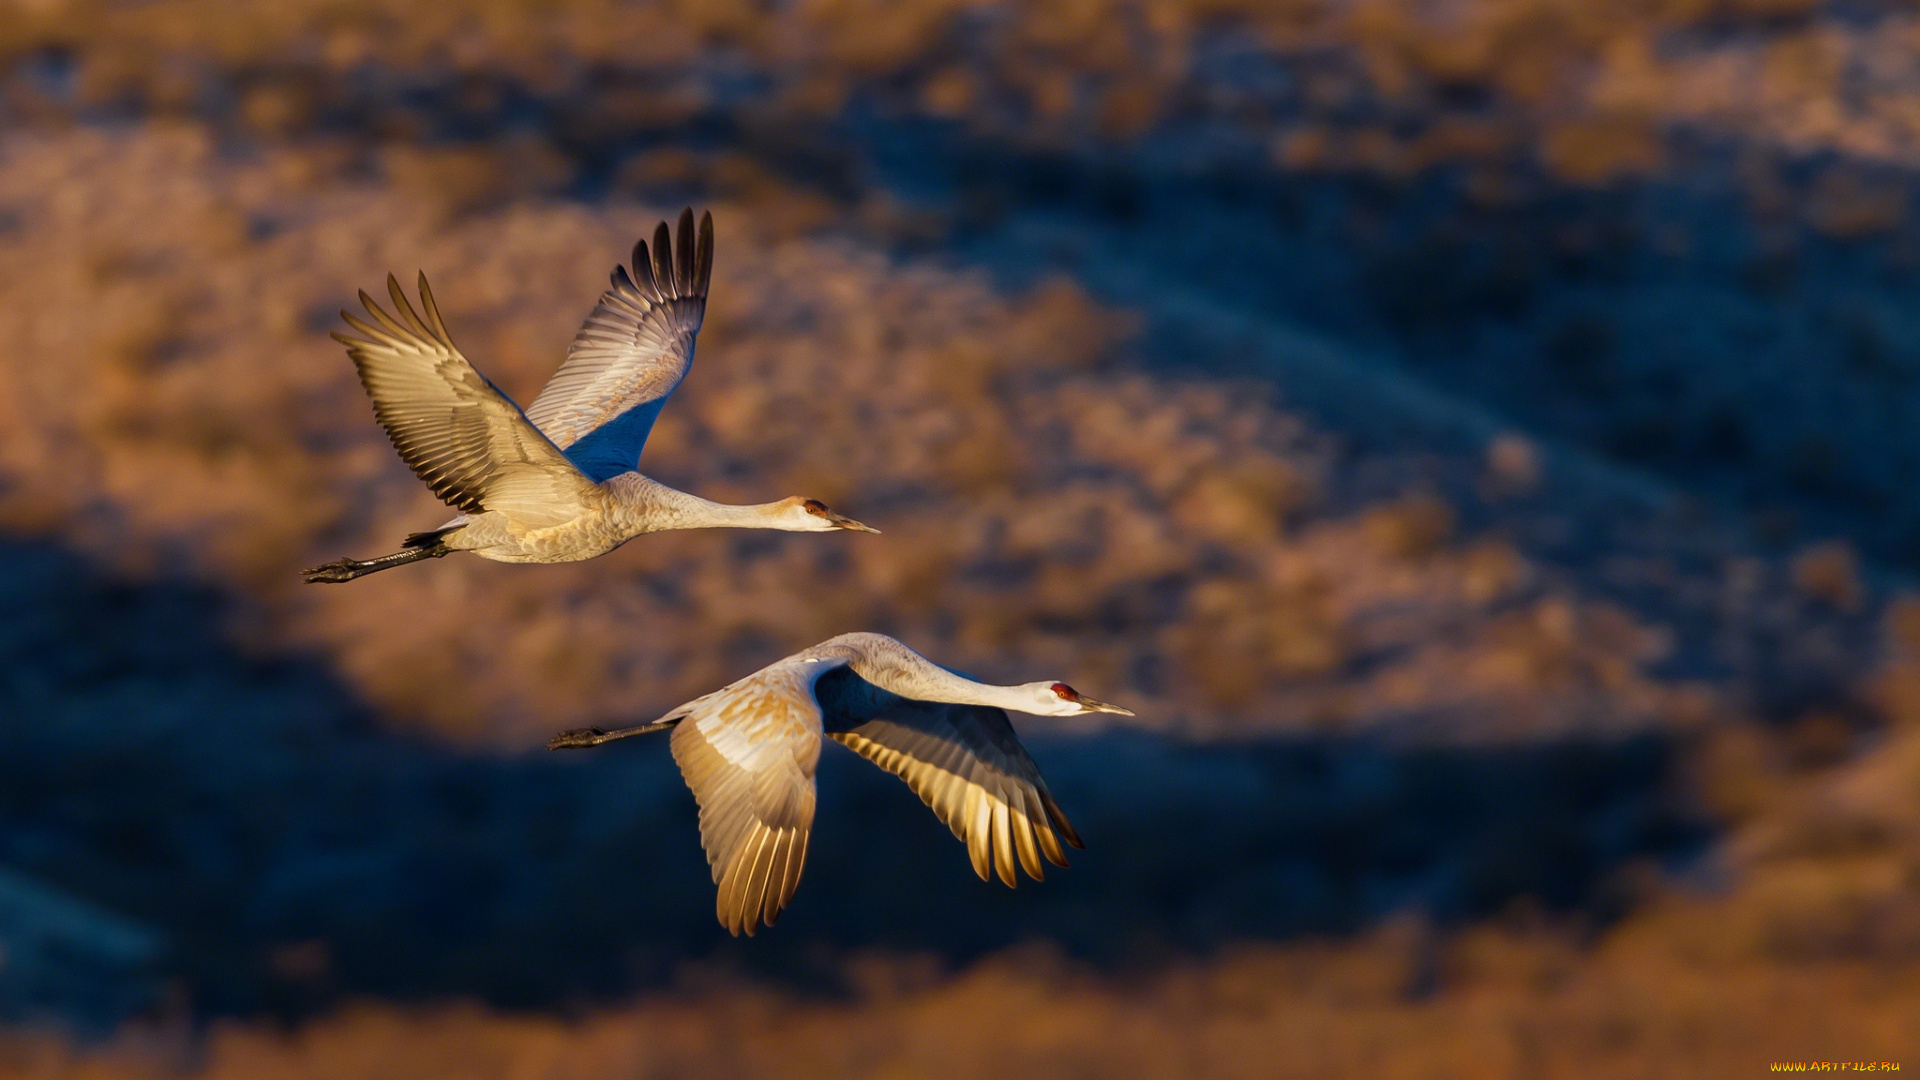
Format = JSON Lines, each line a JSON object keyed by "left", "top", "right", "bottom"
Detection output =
{"left": 403, "top": 526, "right": 459, "bottom": 550}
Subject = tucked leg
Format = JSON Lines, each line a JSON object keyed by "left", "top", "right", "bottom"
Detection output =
{"left": 547, "top": 720, "right": 678, "bottom": 750}
{"left": 301, "top": 543, "right": 450, "bottom": 584}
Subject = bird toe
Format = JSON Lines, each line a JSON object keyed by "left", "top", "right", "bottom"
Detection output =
{"left": 301, "top": 559, "right": 359, "bottom": 584}
{"left": 546, "top": 727, "right": 608, "bottom": 750}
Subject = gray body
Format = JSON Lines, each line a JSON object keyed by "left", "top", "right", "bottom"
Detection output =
{"left": 436, "top": 475, "right": 846, "bottom": 564}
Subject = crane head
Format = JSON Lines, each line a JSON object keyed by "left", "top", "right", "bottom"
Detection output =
{"left": 1030, "top": 681, "right": 1135, "bottom": 717}
{"left": 785, "top": 497, "right": 880, "bottom": 533}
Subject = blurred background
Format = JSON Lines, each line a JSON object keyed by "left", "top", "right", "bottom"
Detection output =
{"left": 0, "top": 0, "right": 1917, "bottom": 1074}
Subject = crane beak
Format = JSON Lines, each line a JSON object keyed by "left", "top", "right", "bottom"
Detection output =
{"left": 1075, "top": 696, "right": 1135, "bottom": 717}
{"left": 829, "top": 512, "right": 880, "bottom": 534}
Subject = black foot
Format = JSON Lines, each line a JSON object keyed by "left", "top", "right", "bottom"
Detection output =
{"left": 302, "top": 558, "right": 368, "bottom": 584}
{"left": 547, "top": 727, "right": 608, "bottom": 750}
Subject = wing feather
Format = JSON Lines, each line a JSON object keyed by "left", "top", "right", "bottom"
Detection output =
{"left": 1007, "top": 788, "right": 1045, "bottom": 881}
{"left": 524, "top": 208, "right": 713, "bottom": 480}
{"left": 660, "top": 640, "right": 1083, "bottom": 931}
{"left": 667, "top": 655, "right": 836, "bottom": 936}
{"left": 966, "top": 785, "right": 993, "bottom": 880}
{"left": 650, "top": 220, "right": 674, "bottom": 295}
{"left": 331, "top": 272, "right": 589, "bottom": 524}
{"left": 828, "top": 700, "right": 1079, "bottom": 886}
{"left": 990, "top": 801, "right": 1016, "bottom": 887}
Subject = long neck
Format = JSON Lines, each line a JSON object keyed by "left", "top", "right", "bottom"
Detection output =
{"left": 940, "top": 678, "right": 1048, "bottom": 712}
{"left": 607, "top": 474, "right": 801, "bottom": 532}
{"left": 833, "top": 633, "right": 1045, "bottom": 713}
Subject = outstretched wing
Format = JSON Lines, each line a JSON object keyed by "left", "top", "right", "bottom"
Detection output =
{"left": 523, "top": 208, "right": 713, "bottom": 482}
{"left": 333, "top": 274, "right": 592, "bottom": 527}
{"left": 826, "top": 698, "right": 1083, "bottom": 887}
{"left": 667, "top": 656, "right": 838, "bottom": 936}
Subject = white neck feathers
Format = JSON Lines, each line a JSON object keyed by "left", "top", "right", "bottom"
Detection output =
{"left": 609, "top": 474, "right": 803, "bottom": 532}
{"left": 832, "top": 634, "right": 1051, "bottom": 714}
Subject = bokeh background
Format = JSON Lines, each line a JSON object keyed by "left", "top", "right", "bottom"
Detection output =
{"left": 2, "top": 0, "right": 1918, "bottom": 1074}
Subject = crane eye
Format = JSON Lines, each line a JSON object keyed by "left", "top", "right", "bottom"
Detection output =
{"left": 1050, "top": 683, "right": 1077, "bottom": 700}
{"left": 803, "top": 499, "right": 828, "bottom": 515}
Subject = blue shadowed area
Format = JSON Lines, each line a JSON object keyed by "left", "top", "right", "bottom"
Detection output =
{"left": 551, "top": 397, "right": 670, "bottom": 482}
{"left": 0, "top": 540, "right": 1698, "bottom": 1021}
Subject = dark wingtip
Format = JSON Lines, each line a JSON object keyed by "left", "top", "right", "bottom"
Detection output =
{"left": 1041, "top": 791, "right": 1086, "bottom": 850}
{"left": 387, "top": 274, "right": 429, "bottom": 334}
{"left": 629, "top": 238, "right": 658, "bottom": 298}
{"left": 651, "top": 220, "right": 673, "bottom": 299}
{"left": 675, "top": 207, "right": 695, "bottom": 294}
{"left": 337, "top": 309, "right": 383, "bottom": 342}
{"left": 696, "top": 210, "right": 714, "bottom": 297}
{"left": 414, "top": 271, "right": 443, "bottom": 317}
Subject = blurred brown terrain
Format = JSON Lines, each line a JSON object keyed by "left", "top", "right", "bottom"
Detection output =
{"left": 1, "top": 0, "right": 1919, "bottom": 1075}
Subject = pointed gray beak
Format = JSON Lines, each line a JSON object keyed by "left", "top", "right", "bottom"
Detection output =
{"left": 829, "top": 512, "right": 880, "bottom": 533}
{"left": 1076, "top": 696, "right": 1135, "bottom": 717}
